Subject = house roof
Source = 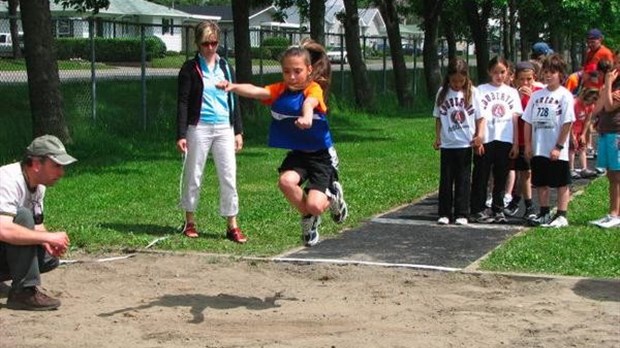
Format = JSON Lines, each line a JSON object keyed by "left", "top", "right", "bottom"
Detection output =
{"left": 283, "top": 0, "right": 382, "bottom": 28}
{"left": 176, "top": 5, "right": 276, "bottom": 23}
{"left": 0, "top": 0, "right": 218, "bottom": 21}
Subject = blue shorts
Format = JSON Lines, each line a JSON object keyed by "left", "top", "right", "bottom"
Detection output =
{"left": 596, "top": 133, "right": 620, "bottom": 171}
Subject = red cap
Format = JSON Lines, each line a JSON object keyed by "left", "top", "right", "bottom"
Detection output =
{"left": 584, "top": 63, "right": 597, "bottom": 74}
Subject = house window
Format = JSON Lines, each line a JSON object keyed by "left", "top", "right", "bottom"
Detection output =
{"left": 162, "top": 18, "right": 173, "bottom": 35}
{"left": 57, "top": 19, "right": 72, "bottom": 37}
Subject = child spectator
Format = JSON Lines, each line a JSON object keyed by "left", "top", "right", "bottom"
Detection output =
{"left": 470, "top": 56, "right": 522, "bottom": 224}
{"left": 522, "top": 54, "right": 575, "bottom": 227}
{"left": 433, "top": 58, "right": 484, "bottom": 225}
{"left": 590, "top": 50, "right": 620, "bottom": 228}
{"left": 569, "top": 88, "right": 599, "bottom": 179}
{"left": 504, "top": 61, "right": 541, "bottom": 219}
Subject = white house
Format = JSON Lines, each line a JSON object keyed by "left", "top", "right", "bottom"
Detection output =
{"left": 0, "top": 0, "right": 217, "bottom": 52}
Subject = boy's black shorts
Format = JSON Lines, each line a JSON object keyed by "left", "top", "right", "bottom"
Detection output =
{"left": 530, "top": 156, "right": 571, "bottom": 188}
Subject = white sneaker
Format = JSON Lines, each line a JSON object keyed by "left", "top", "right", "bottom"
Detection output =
{"left": 591, "top": 215, "right": 620, "bottom": 229}
{"left": 541, "top": 215, "right": 569, "bottom": 228}
{"left": 437, "top": 216, "right": 449, "bottom": 225}
{"left": 301, "top": 215, "right": 321, "bottom": 246}
{"left": 329, "top": 181, "right": 348, "bottom": 224}
{"left": 503, "top": 194, "right": 512, "bottom": 208}
{"left": 455, "top": 217, "right": 468, "bottom": 225}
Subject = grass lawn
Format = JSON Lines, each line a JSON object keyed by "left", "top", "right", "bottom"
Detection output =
{"left": 1, "top": 78, "right": 618, "bottom": 278}
{"left": 0, "top": 58, "right": 109, "bottom": 71}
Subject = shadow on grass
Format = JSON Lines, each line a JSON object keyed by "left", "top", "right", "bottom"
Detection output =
{"left": 98, "top": 292, "right": 298, "bottom": 323}
{"left": 572, "top": 279, "right": 620, "bottom": 302}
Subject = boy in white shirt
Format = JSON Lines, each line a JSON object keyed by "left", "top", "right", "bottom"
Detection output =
{"left": 522, "top": 54, "right": 575, "bottom": 227}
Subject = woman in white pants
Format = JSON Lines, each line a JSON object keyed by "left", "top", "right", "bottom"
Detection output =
{"left": 176, "top": 20, "right": 246, "bottom": 243}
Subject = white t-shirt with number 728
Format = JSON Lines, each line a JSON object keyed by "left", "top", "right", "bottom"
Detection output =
{"left": 521, "top": 86, "right": 575, "bottom": 161}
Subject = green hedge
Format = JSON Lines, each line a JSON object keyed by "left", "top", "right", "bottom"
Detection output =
{"left": 261, "top": 36, "right": 290, "bottom": 61}
{"left": 55, "top": 36, "right": 167, "bottom": 62}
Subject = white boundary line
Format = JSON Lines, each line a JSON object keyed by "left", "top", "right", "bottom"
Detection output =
{"left": 268, "top": 256, "right": 461, "bottom": 272}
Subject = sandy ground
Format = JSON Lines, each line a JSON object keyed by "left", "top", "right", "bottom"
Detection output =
{"left": 0, "top": 252, "right": 619, "bottom": 348}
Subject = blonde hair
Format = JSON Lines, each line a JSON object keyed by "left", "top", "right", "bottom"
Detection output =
{"left": 194, "top": 21, "right": 220, "bottom": 47}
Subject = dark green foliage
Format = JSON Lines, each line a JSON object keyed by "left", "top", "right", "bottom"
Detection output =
{"left": 55, "top": 36, "right": 167, "bottom": 62}
{"left": 261, "top": 36, "right": 290, "bottom": 61}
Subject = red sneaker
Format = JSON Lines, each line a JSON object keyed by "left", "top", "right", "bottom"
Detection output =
{"left": 182, "top": 222, "right": 199, "bottom": 238}
{"left": 226, "top": 227, "right": 247, "bottom": 244}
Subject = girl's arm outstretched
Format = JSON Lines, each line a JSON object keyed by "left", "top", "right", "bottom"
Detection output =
{"left": 217, "top": 81, "right": 270, "bottom": 100}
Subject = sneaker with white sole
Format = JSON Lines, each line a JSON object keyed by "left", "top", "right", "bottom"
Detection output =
{"left": 494, "top": 211, "right": 508, "bottom": 224}
{"left": 455, "top": 217, "right": 468, "bottom": 225}
{"left": 528, "top": 212, "right": 553, "bottom": 226}
{"left": 591, "top": 215, "right": 620, "bottom": 229}
{"left": 523, "top": 205, "right": 537, "bottom": 220}
{"left": 541, "top": 215, "right": 569, "bottom": 228}
{"left": 301, "top": 215, "right": 321, "bottom": 246}
{"left": 473, "top": 209, "right": 494, "bottom": 223}
{"left": 329, "top": 181, "right": 348, "bottom": 224}
{"left": 437, "top": 216, "right": 449, "bottom": 225}
{"left": 504, "top": 201, "right": 520, "bottom": 217}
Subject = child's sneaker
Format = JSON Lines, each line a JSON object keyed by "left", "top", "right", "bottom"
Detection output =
{"left": 494, "top": 211, "right": 508, "bottom": 224}
{"left": 527, "top": 212, "right": 553, "bottom": 226}
{"left": 541, "top": 215, "right": 569, "bottom": 228}
{"left": 580, "top": 168, "right": 597, "bottom": 178}
{"left": 301, "top": 215, "right": 321, "bottom": 247}
{"left": 437, "top": 216, "right": 450, "bottom": 225}
{"left": 329, "top": 181, "right": 348, "bottom": 224}
{"left": 570, "top": 169, "right": 581, "bottom": 179}
{"left": 590, "top": 215, "right": 620, "bottom": 229}
{"left": 523, "top": 205, "right": 537, "bottom": 220}
{"left": 473, "top": 209, "right": 494, "bottom": 223}
{"left": 455, "top": 217, "right": 468, "bottom": 225}
{"left": 504, "top": 201, "right": 520, "bottom": 217}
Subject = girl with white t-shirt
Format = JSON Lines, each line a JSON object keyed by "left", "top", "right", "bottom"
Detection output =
{"left": 471, "top": 56, "right": 523, "bottom": 224}
{"left": 433, "top": 58, "right": 484, "bottom": 225}
{"left": 522, "top": 54, "right": 575, "bottom": 228}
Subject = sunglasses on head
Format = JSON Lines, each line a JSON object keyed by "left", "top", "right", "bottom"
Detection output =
{"left": 201, "top": 41, "right": 219, "bottom": 47}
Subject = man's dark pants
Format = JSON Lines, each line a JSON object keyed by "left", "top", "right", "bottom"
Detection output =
{"left": 0, "top": 208, "right": 59, "bottom": 290}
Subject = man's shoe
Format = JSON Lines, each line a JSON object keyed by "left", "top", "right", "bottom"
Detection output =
{"left": 7, "top": 287, "right": 60, "bottom": 311}
{"left": 301, "top": 215, "right": 321, "bottom": 247}
{"left": 329, "top": 181, "right": 348, "bottom": 224}
{"left": 226, "top": 227, "right": 247, "bottom": 244}
{"left": 180, "top": 222, "right": 199, "bottom": 238}
{"left": 591, "top": 215, "right": 620, "bottom": 229}
{"left": 541, "top": 215, "right": 569, "bottom": 228}
{"left": 504, "top": 202, "right": 520, "bottom": 217}
{"left": 528, "top": 212, "right": 553, "bottom": 226}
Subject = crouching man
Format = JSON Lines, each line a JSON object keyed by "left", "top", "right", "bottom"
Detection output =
{"left": 0, "top": 135, "right": 76, "bottom": 310}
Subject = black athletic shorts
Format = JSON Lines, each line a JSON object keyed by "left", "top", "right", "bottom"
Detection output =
{"left": 530, "top": 156, "right": 571, "bottom": 188}
{"left": 278, "top": 149, "right": 337, "bottom": 193}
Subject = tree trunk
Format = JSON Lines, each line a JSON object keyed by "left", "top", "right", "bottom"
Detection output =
{"left": 463, "top": 0, "right": 492, "bottom": 85}
{"left": 9, "top": 0, "right": 22, "bottom": 59}
{"left": 377, "top": 0, "right": 410, "bottom": 107}
{"left": 441, "top": 17, "right": 457, "bottom": 62}
{"left": 20, "top": 0, "right": 70, "bottom": 142}
{"left": 309, "top": 0, "right": 326, "bottom": 46}
{"left": 231, "top": 0, "right": 255, "bottom": 117}
{"left": 508, "top": 0, "right": 517, "bottom": 62}
{"left": 421, "top": 0, "right": 443, "bottom": 99}
{"left": 342, "top": 0, "right": 374, "bottom": 110}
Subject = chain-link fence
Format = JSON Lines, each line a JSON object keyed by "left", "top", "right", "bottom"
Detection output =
{"left": 0, "top": 16, "right": 496, "bottom": 134}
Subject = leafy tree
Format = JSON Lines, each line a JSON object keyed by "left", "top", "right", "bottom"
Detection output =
{"left": 231, "top": 0, "right": 255, "bottom": 116}
{"left": 414, "top": 0, "right": 444, "bottom": 99}
{"left": 462, "top": 0, "right": 493, "bottom": 84}
{"left": 342, "top": 0, "right": 375, "bottom": 110}
{"left": 375, "top": 0, "right": 410, "bottom": 106}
